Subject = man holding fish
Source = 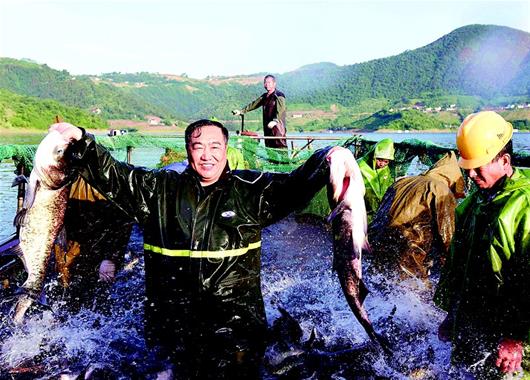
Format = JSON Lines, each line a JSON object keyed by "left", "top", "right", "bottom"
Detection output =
{"left": 435, "top": 111, "right": 530, "bottom": 378}
{"left": 17, "top": 119, "right": 376, "bottom": 379}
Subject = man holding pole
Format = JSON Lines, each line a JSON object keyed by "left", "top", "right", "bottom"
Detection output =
{"left": 233, "top": 74, "right": 287, "bottom": 149}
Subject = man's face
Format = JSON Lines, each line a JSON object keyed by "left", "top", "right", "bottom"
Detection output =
{"left": 187, "top": 125, "right": 228, "bottom": 186}
{"left": 264, "top": 77, "right": 276, "bottom": 94}
{"left": 465, "top": 154, "right": 509, "bottom": 189}
{"left": 375, "top": 158, "right": 390, "bottom": 169}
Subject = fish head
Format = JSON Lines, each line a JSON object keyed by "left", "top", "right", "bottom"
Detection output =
{"left": 33, "top": 131, "right": 72, "bottom": 188}
{"left": 328, "top": 148, "right": 365, "bottom": 203}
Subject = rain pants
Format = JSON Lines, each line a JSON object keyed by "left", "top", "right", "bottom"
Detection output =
{"left": 369, "top": 152, "right": 465, "bottom": 279}
{"left": 241, "top": 90, "right": 287, "bottom": 149}
{"left": 69, "top": 131, "right": 331, "bottom": 378}
{"left": 54, "top": 176, "right": 134, "bottom": 312}
{"left": 357, "top": 141, "right": 395, "bottom": 221}
{"left": 434, "top": 168, "right": 530, "bottom": 377}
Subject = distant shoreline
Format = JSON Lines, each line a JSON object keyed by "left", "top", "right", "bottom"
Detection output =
{"left": 1, "top": 127, "right": 528, "bottom": 136}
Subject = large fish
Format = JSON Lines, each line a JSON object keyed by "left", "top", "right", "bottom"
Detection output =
{"left": 327, "top": 148, "right": 390, "bottom": 353}
{"left": 12, "top": 130, "right": 74, "bottom": 324}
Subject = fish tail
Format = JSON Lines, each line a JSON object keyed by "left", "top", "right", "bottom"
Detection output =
{"left": 13, "top": 208, "right": 27, "bottom": 228}
{"left": 11, "top": 175, "right": 28, "bottom": 188}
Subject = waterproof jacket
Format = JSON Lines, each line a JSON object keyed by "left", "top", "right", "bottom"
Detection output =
{"left": 369, "top": 152, "right": 465, "bottom": 278}
{"left": 357, "top": 144, "right": 394, "bottom": 221}
{"left": 241, "top": 90, "right": 287, "bottom": 149}
{"left": 435, "top": 168, "right": 530, "bottom": 340}
{"left": 69, "top": 131, "right": 331, "bottom": 355}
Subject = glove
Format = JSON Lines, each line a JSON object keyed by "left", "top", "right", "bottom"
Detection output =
{"left": 99, "top": 259, "right": 116, "bottom": 283}
{"left": 232, "top": 109, "right": 242, "bottom": 116}
{"left": 267, "top": 120, "right": 278, "bottom": 129}
{"left": 496, "top": 338, "right": 523, "bottom": 374}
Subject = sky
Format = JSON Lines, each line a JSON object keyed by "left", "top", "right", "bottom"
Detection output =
{"left": 0, "top": 0, "right": 528, "bottom": 79}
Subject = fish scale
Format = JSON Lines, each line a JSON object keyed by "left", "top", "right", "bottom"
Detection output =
{"left": 12, "top": 131, "right": 73, "bottom": 324}
{"left": 327, "top": 148, "right": 389, "bottom": 353}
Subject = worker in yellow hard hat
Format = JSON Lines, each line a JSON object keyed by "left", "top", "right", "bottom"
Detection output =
{"left": 434, "top": 111, "right": 530, "bottom": 378}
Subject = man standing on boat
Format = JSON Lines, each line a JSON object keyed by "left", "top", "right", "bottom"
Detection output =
{"left": 233, "top": 74, "right": 287, "bottom": 149}
{"left": 435, "top": 111, "right": 530, "bottom": 378}
{"left": 49, "top": 119, "right": 355, "bottom": 379}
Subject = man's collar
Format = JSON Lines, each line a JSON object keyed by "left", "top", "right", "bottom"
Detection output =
{"left": 183, "top": 163, "right": 232, "bottom": 188}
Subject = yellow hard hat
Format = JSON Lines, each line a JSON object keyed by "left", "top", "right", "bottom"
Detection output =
{"left": 456, "top": 111, "right": 513, "bottom": 169}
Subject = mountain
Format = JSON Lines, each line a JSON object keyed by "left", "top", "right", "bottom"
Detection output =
{"left": 0, "top": 24, "right": 528, "bottom": 123}
{"left": 277, "top": 24, "right": 530, "bottom": 104}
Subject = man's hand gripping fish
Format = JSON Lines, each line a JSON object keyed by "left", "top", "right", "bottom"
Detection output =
{"left": 327, "top": 147, "right": 390, "bottom": 353}
{"left": 11, "top": 130, "right": 74, "bottom": 324}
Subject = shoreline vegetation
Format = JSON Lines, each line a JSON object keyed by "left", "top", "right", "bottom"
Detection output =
{"left": 2, "top": 126, "right": 529, "bottom": 136}
{"left": 0, "top": 126, "right": 463, "bottom": 136}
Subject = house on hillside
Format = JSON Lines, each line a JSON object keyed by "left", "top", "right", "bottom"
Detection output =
{"left": 146, "top": 116, "right": 162, "bottom": 125}
{"left": 413, "top": 102, "right": 425, "bottom": 110}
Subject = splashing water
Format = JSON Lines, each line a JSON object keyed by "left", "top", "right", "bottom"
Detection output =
{"left": 0, "top": 219, "right": 471, "bottom": 379}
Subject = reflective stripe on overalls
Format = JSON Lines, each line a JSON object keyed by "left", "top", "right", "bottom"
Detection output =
{"left": 143, "top": 241, "right": 261, "bottom": 258}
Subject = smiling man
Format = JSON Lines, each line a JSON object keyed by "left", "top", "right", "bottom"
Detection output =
{"left": 49, "top": 118, "right": 355, "bottom": 379}
{"left": 435, "top": 111, "right": 530, "bottom": 378}
{"left": 186, "top": 121, "right": 229, "bottom": 186}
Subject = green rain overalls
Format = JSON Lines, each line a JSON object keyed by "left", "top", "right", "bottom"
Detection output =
{"left": 357, "top": 138, "right": 395, "bottom": 221}
{"left": 435, "top": 168, "right": 530, "bottom": 378}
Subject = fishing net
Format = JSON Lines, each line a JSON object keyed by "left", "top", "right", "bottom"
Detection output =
{"left": 2, "top": 133, "right": 530, "bottom": 218}
{"left": 0, "top": 144, "right": 36, "bottom": 174}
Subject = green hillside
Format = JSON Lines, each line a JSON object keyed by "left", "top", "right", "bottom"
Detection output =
{"left": 0, "top": 58, "right": 172, "bottom": 120}
{"left": 0, "top": 88, "right": 107, "bottom": 130}
{"left": 278, "top": 25, "right": 530, "bottom": 104}
{"left": 0, "top": 24, "right": 528, "bottom": 126}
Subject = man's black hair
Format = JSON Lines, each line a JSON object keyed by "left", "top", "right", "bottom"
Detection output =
{"left": 494, "top": 140, "right": 513, "bottom": 160}
{"left": 264, "top": 74, "right": 276, "bottom": 81}
{"left": 185, "top": 119, "right": 229, "bottom": 146}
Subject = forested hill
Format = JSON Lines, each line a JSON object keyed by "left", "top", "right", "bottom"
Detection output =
{"left": 278, "top": 24, "right": 530, "bottom": 104}
{"left": 0, "top": 88, "right": 107, "bottom": 130}
{"left": 0, "top": 24, "right": 528, "bottom": 121}
{"left": 0, "top": 58, "right": 173, "bottom": 120}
